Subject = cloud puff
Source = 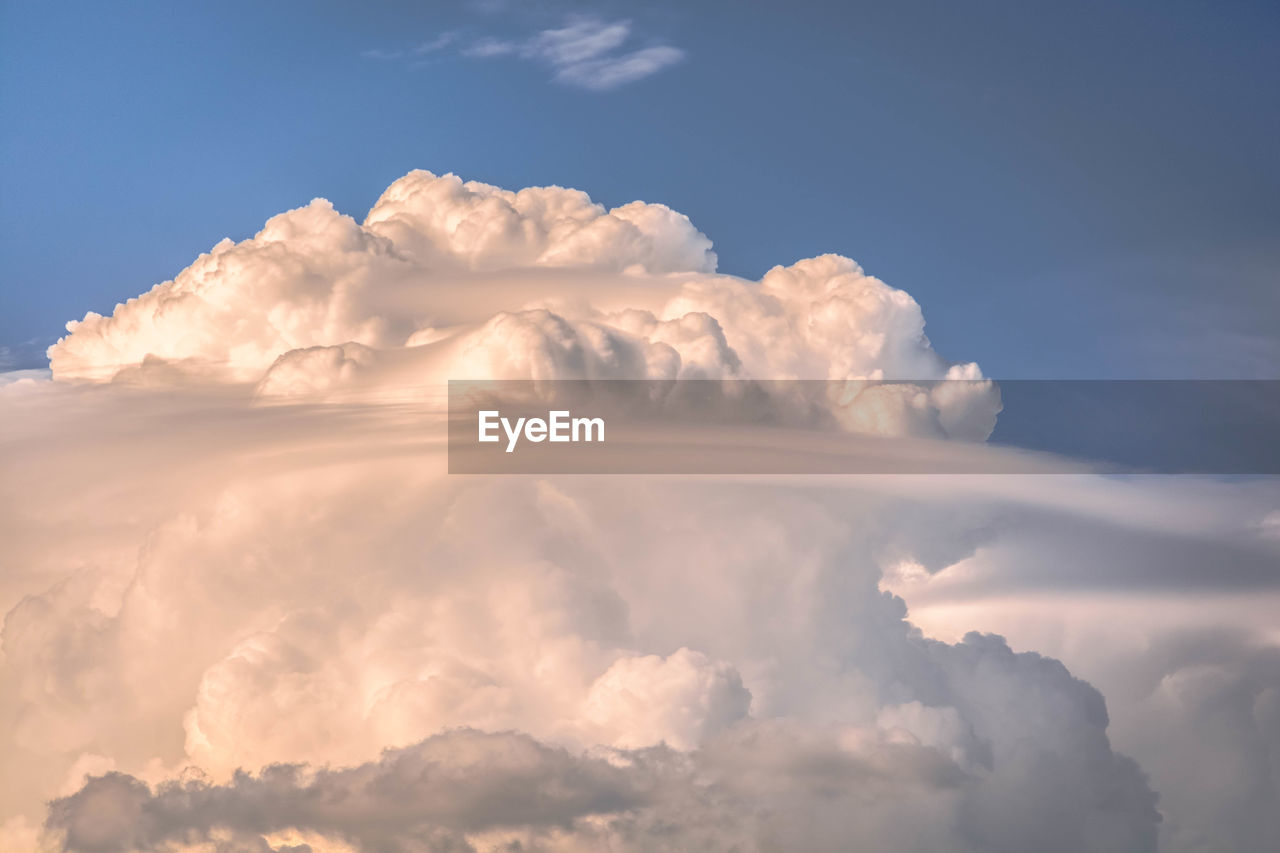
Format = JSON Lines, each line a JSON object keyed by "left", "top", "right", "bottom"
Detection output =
{"left": 49, "top": 171, "right": 713, "bottom": 382}
{"left": 905, "top": 584, "right": 1280, "bottom": 853}
{"left": 584, "top": 648, "right": 752, "bottom": 750}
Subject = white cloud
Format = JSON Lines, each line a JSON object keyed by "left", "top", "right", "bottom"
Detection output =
{"left": 363, "top": 31, "right": 458, "bottom": 64}
{"left": 461, "top": 36, "right": 516, "bottom": 59}
{"left": 552, "top": 45, "right": 685, "bottom": 91}
{"left": 360, "top": 47, "right": 404, "bottom": 61}
{"left": 414, "top": 31, "right": 458, "bottom": 56}
{"left": 463, "top": 15, "right": 685, "bottom": 91}
{"left": 524, "top": 16, "right": 632, "bottom": 66}
{"left": 363, "top": 16, "right": 684, "bottom": 90}
{"left": 46, "top": 170, "right": 995, "bottom": 440}
{"left": 584, "top": 648, "right": 752, "bottom": 750}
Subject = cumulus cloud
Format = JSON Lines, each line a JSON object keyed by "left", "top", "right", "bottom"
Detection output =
{"left": 47, "top": 169, "right": 996, "bottom": 440}
{"left": 1103, "top": 630, "right": 1280, "bottom": 852}
{"left": 48, "top": 171, "right": 714, "bottom": 382}
{"left": 4, "top": 436, "right": 1162, "bottom": 851}
{"left": 903, "top": 593, "right": 1280, "bottom": 853}
{"left": 3, "top": 169, "right": 1274, "bottom": 852}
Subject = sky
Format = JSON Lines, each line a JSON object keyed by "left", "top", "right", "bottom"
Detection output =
{"left": 2, "top": 4, "right": 1280, "bottom": 853}
{"left": 2, "top": 0, "right": 1277, "bottom": 378}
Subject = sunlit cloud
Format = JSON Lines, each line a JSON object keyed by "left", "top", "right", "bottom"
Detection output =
{"left": 5, "top": 169, "right": 1276, "bottom": 852}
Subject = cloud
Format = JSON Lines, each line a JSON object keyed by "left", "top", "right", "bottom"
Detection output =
{"left": 47, "top": 730, "right": 652, "bottom": 852}
{"left": 362, "top": 16, "right": 683, "bottom": 90}
{"left": 460, "top": 36, "right": 515, "bottom": 59}
{"left": 362, "top": 32, "right": 458, "bottom": 64}
{"left": 47, "top": 171, "right": 716, "bottom": 383}
{"left": 904, "top": 597, "right": 1280, "bottom": 852}
{"left": 0, "top": 338, "right": 55, "bottom": 371}
{"left": 360, "top": 47, "right": 405, "bottom": 61}
{"left": 4, "top": 168, "right": 1275, "bottom": 852}
{"left": 552, "top": 45, "right": 686, "bottom": 91}
{"left": 457, "top": 15, "right": 684, "bottom": 90}
{"left": 1111, "top": 632, "right": 1280, "bottom": 851}
{"left": 414, "top": 31, "right": 458, "bottom": 56}
{"left": 44, "top": 706, "right": 1157, "bottom": 852}
{"left": 519, "top": 16, "right": 685, "bottom": 91}
{"left": 4, "top": 412, "right": 1162, "bottom": 850}
{"left": 524, "top": 16, "right": 632, "bottom": 66}
{"left": 584, "top": 648, "right": 752, "bottom": 750}
{"left": 46, "top": 169, "right": 996, "bottom": 440}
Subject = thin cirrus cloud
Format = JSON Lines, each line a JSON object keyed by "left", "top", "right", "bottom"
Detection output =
{"left": 366, "top": 16, "right": 685, "bottom": 91}
{"left": 360, "top": 30, "right": 459, "bottom": 62}
{"left": 489, "top": 15, "right": 686, "bottom": 90}
{"left": 552, "top": 45, "right": 685, "bottom": 91}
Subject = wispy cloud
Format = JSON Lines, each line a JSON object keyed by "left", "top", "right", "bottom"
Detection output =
{"left": 413, "top": 31, "right": 458, "bottom": 56}
{"left": 361, "top": 47, "right": 405, "bottom": 61}
{"left": 461, "top": 36, "right": 517, "bottom": 59}
{"left": 501, "top": 15, "right": 684, "bottom": 91}
{"left": 552, "top": 44, "right": 686, "bottom": 91}
{"left": 524, "top": 16, "right": 632, "bottom": 66}
{"left": 361, "top": 30, "right": 458, "bottom": 63}
{"left": 362, "top": 16, "right": 684, "bottom": 91}
{"left": 0, "top": 337, "right": 55, "bottom": 371}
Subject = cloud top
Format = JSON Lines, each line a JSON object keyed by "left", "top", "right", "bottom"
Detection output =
{"left": 47, "top": 169, "right": 996, "bottom": 441}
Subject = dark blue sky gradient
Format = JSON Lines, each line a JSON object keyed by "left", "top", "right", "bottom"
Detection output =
{"left": 2, "top": 0, "right": 1276, "bottom": 376}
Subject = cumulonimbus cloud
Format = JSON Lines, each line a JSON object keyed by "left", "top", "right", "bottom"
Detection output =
{"left": 6, "top": 169, "right": 1275, "bottom": 852}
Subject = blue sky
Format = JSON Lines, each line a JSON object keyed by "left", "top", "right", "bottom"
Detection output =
{"left": 2, "top": 0, "right": 1277, "bottom": 377}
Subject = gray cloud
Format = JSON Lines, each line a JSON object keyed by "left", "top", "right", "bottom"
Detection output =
{"left": 46, "top": 729, "right": 651, "bottom": 852}
{"left": 47, "top": 693, "right": 1158, "bottom": 853}
{"left": 1059, "top": 629, "right": 1280, "bottom": 853}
